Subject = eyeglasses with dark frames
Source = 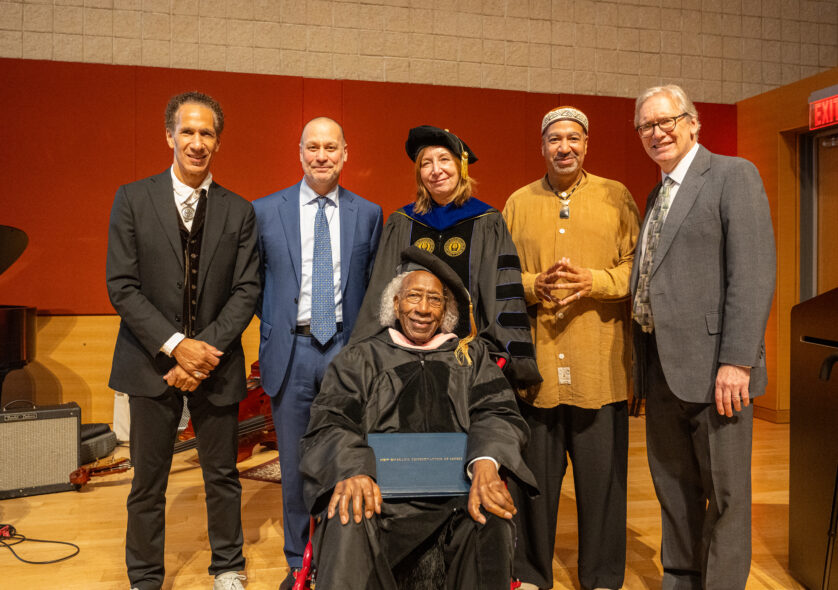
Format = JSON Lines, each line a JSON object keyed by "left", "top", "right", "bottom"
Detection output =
{"left": 401, "top": 291, "right": 446, "bottom": 308}
{"left": 636, "top": 113, "right": 690, "bottom": 137}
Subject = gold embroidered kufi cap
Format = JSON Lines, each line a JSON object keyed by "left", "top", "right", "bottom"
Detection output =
{"left": 541, "top": 106, "right": 589, "bottom": 134}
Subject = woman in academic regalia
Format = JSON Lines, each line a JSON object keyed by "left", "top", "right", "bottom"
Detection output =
{"left": 349, "top": 125, "right": 541, "bottom": 388}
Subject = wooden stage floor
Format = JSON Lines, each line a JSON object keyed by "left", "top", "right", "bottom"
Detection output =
{"left": 0, "top": 417, "right": 803, "bottom": 589}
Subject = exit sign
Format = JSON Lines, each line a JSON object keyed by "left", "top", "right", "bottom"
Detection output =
{"left": 810, "top": 84, "right": 838, "bottom": 131}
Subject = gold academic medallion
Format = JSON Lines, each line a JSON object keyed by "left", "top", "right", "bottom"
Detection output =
{"left": 443, "top": 237, "right": 466, "bottom": 257}
{"left": 414, "top": 237, "right": 435, "bottom": 252}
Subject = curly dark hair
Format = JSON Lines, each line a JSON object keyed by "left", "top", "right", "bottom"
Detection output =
{"left": 164, "top": 91, "right": 224, "bottom": 135}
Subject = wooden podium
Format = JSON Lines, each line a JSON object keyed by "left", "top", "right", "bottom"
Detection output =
{"left": 790, "top": 288, "right": 838, "bottom": 590}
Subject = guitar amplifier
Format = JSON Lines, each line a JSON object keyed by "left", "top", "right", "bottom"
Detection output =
{"left": 0, "top": 402, "right": 81, "bottom": 499}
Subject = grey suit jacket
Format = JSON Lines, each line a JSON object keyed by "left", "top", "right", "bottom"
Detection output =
{"left": 630, "top": 145, "right": 776, "bottom": 403}
{"left": 106, "top": 170, "right": 261, "bottom": 406}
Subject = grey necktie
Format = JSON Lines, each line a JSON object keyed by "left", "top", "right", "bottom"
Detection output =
{"left": 633, "top": 177, "right": 674, "bottom": 333}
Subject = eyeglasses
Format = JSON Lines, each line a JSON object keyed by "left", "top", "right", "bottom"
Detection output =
{"left": 636, "top": 113, "right": 690, "bottom": 137}
{"left": 401, "top": 291, "right": 446, "bottom": 308}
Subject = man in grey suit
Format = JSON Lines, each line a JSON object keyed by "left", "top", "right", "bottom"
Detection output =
{"left": 631, "top": 85, "right": 775, "bottom": 590}
{"left": 107, "top": 92, "right": 260, "bottom": 590}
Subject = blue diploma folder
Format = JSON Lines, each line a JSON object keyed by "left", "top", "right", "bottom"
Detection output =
{"left": 367, "top": 432, "right": 470, "bottom": 498}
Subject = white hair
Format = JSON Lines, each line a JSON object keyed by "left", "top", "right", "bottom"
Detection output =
{"left": 634, "top": 84, "right": 701, "bottom": 136}
{"left": 379, "top": 271, "right": 459, "bottom": 334}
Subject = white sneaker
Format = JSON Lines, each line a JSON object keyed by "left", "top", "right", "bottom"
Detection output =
{"left": 213, "top": 571, "right": 246, "bottom": 590}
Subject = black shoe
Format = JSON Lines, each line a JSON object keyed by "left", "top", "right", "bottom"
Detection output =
{"left": 278, "top": 569, "right": 308, "bottom": 590}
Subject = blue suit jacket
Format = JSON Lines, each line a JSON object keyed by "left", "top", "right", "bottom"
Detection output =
{"left": 253, "top": 181, "right": 383, "bottom": 397}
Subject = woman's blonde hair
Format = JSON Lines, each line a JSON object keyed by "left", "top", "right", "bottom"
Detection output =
{"left": 412, "top": 146, "right": 476, "bottom": 214}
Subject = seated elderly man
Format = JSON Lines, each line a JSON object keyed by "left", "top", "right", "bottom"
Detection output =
{"left": 299, "top": 246, "right": 537, "bottom": 590}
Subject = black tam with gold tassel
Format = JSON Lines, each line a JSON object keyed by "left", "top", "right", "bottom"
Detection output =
{"left": 405, "top": 125, "right": 478, "bottom": 169}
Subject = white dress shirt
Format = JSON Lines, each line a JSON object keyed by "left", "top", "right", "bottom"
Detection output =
{"left": 297, "top": 179, "right": 343, "bottom": 325}
{"left": 638, "top": 141, "right": 700, "bottom": 260}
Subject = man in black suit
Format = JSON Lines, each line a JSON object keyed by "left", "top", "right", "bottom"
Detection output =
{"left": 631, "top": 84, "right": 776, "bottom": 589}
{"left": 106, "top": 91, "right": 260, "bottom": 590}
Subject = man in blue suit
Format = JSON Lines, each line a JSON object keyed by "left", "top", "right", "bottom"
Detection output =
{"left": 253, "top": 116, "right": 383, "bottom": 590}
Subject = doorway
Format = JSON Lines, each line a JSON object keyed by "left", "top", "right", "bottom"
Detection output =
{"left": 801, "top": 130, "right": 838, "bottom": 300}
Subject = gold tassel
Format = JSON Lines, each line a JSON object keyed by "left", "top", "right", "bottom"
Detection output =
{"left": 460, "top": 150, "right": 469, "bottom": 181}
{"left": 455, "top": 301, "right": 476, "bottom": 366}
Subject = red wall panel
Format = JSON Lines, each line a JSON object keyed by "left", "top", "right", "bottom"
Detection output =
{"left": 0, "top": 58, "right": 736, "bottom": 314}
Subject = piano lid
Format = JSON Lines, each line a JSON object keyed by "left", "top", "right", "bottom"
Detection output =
{"left": 0, "top": 225, "right": 28, "bottom": 276}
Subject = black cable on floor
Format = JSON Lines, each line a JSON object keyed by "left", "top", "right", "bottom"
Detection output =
{"left": 0, "top": 524, "right": 80, "bottom": 564}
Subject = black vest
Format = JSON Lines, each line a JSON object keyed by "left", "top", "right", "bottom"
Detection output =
{"left": 177, "top": 191, "right": 207, "bottom": 337}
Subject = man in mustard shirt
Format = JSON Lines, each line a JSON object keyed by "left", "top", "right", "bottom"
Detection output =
{"left": 502, "top": 106, "right": 640, "bottom": 590}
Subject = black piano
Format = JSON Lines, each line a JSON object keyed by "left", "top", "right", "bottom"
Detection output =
{"left": 0, "top": 225, "right": 37, "bottom": 401}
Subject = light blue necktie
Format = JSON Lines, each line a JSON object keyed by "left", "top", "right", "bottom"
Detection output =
{"left": 310, "top": 197, "right": 336, "bottom": 345}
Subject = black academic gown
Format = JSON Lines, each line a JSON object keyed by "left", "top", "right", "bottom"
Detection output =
{"left": 348, "top": 199, "right": 542, "bottom": 389}
{"left": 299, "top": 329, "right": 538, "bottom": 590}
